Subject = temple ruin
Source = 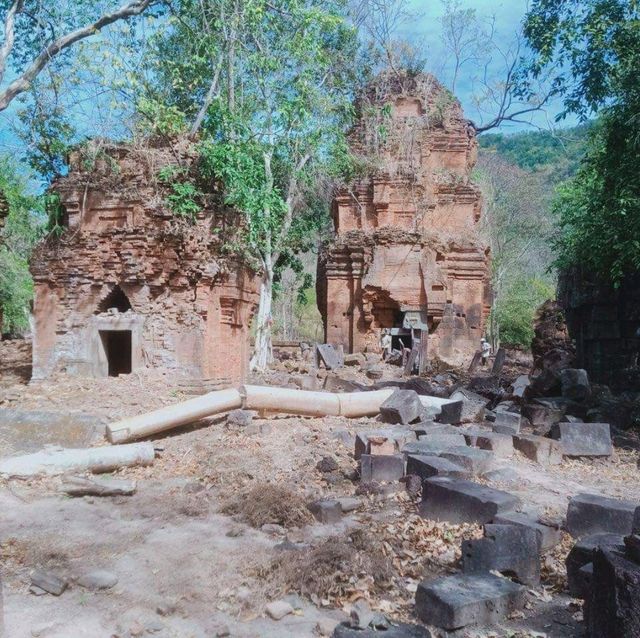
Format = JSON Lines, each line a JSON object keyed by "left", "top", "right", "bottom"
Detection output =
{"left": 318, "top": 73, "right": 491, "bottom": 367}
{"left": 30, "top": 140, "right": 259, "bottom": 384}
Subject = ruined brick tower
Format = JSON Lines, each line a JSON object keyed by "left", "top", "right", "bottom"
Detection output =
{"left": 31, "top": 140, "right": 259, "bottom": 383}
{"left": 318, "top": 72, "right": 491, "bottom": 366}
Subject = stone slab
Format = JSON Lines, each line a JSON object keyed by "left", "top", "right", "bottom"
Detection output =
{"left": 380, "top": 390, "right": 423, "bottom": 425}
{"left": 315, "top": 343, "right": 343, "bottom": 370}
{"left": 567, "top": 493, "right": 638, "bottom": 538}
{"left": 551, "top": 422, "right": 612, "bottom": 457}
{"left": 420, "top": 477, "right": 520, "bottom": 524}
{"left": 415, "top": 573, "right": 526, "bottom": 630}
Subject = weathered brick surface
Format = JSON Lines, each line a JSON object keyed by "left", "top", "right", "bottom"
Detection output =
{"left": 31, "top": 141, "right": 259, "bottom": 383}
{"left": 318, "top": 72, "right": 491, "bottom": 367}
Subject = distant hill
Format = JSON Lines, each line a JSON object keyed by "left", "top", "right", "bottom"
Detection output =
{"left": 479, "top": 123, "right": 591, "bottom": 181}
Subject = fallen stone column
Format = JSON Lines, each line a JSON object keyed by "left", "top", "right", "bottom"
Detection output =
{"left": 0, "top": 443, "right": 155, "bottom": 478}
{"left": 107, "top": 389, "right": 243, "bottom": 443}
{"left": 106, "top": 384, "right": 457, "bottom": 444}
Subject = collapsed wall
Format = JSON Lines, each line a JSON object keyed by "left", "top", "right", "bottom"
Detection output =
{"left": 30, "top": 140, "right": 259, "bottom": 384}
{"left": 558, "top": 268, "right": 640, "bottom": 391}
{"left": 318, "top": 72, "right": 491, "bottom": 366}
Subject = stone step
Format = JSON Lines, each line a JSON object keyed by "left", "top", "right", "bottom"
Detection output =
{"left": 419, "top": 477, "right": 520, "bottom": 524}
{"left": 415, "top": 572, "right": 526, "bottom": 630}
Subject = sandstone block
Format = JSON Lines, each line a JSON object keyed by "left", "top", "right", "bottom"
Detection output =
{"left": 493, "top": 511, "right": 561, "bottom": 552}
{"left": 551, "top": 422, "right": 612, "bottom": 457}
{"left": 315, "top": 344, "right": 343, "bottom": 369}
{"left": 565, "top": 533, "right": 625, "bottom": 598}
{"left": 436, "top": 400, "right": 463, "bottom": 425}
{"left": 415, "top": 573, "right": 525, "bottom": 630}
{"left": 360, "top": 454, "right": 404, "bottom": 482}
{"left": 567, "top": 493, "right": 638, "bottom": 538}
{"left": 440, "top": 446, "right": 494, "bottom": 476}
{"left": 513, "top": 434, "right": 562, "bottom": 465}
{"left": 461, "top": 524, "right": 540, "bottom": 586}
{"left": 406, "top": 455, "right": 468, "bottom": 480}
{"left": 419, "top": 477, "right": 520, "bottom": 524}
{"left": 449, "top": 388, "right": 488, "bottom": 423}
{"left": 308, "top": 500, "right": 343, "bottom": 524}
{"left": 354, "top": 429, "right": 414, "bottom": 460}
{"left": 492, "top": 411, "right": 521, "bottom": 433}
{"left": 380, "top": 390, "right": 423, "bottom": 425}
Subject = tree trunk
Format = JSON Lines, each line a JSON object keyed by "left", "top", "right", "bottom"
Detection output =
{"left": 251, "top": 267, "right": 273, "bottom": 371}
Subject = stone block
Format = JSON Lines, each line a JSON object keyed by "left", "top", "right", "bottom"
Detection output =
{"left": 586, "top": 547, "right": 640, "bottom": 638}
{"left": 354, "top": 429, "right": 414, "bottom": 460}
{"left": 510, "top": 375, "right": 530, "bottom": 399}
{"left": 343, "top": 353, "right": 365, "bottom": 367}
{"left": 380, "top": 390, "right": 423, "bottom": 425}
{"left": 440, "top": 446, "right": 494, "bottom": 476}
{"left": 402, "top": 440, "right": 454, "bottom": 457}
{"left": 315, "top": 343, "right": 343, "bottom": 369}
{"left": 332, "top": 623, "right": 432, "bottom": 637}
{"left": 415, "top": 572, "right": 526, "bottom": 630}
{"left": 551, "top": 422, "right": 612, "bottom": 457}
{"left": 493, "top": 511, "right": 562, "bottom": 552}
{"left": 413, "top": 423, "right": 460, "bottom": 437}
{"left": 30, "top": 570, "right": 67, "bottom": 596}
{"left": 493, "top": 411, "right": 521, "bottom": 433}
{"left": 521, "top": 402, "right": 564, "bottom": 427}
{"left": 406, "top": 455, "right": 468, "bottom": 480}
{"left": 513, "top": 434, "right": 562, "bottom": 465}
{"left": 462, "top": 524, "right": 540, "bottom": 586}
{"left": 464, "top": 431, "right": 513, "bottom": 457}
{"left": 565, "top": 533, "right": 625, "bottom": 598}
{"left": 436, "top": 400, "right": 463, "bottom": 425}
{"left": 567, "top": 493, "right": 638, "bottom": 538}
{"left": 560, "top": 368, "right": 590, "bottom": 401}
{"left": 449, "top": 388, "right": 488, "bottom": 423}
{"left": 417, "top": 433, "right": 467, "bottom": 448}
{"left": 360, "top": 454, "right": 405, "bottom": 482}
{"left": 308, "top": 500, "right": 343, "bottom": 524}
{"left": 419, "top": 477, "right": 520, "bottom": 524}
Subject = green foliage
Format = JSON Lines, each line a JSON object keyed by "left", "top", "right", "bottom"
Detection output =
{"left": 491, "top": 277, "right": 555, "bottom": 347}
{"left": 523, "top": 0, "right": 640, "bottom": 285}
{"left": 0, "top": 158, "right": 44, "bottom": 334}
{"left": 479, "top": 125, "right": 590, "bottom": 175}
{"left": 137, "top": 97, "right": 188, "bottom": 138}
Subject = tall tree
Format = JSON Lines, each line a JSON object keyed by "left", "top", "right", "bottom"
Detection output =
{"left": 140, "top": 0, "right": 358, "bottom": 369}
{"left": 0, "top": 0, "right": 157, "bottom": 112}
{"left": 523, "top": 0, "right": 640, "bottom": 284}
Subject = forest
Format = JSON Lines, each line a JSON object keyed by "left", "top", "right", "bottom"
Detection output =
{"left": 0, "top": 0, "right": 635, "bottom": 358}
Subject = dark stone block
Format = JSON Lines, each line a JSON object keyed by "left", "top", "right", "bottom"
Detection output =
{"left": 560, "top": 368, "right": 591, "bottom": 401}
{"left": 415, "top": 573, "right": 526, "bottom": 630}
{"left": 332, "top": 622, "right": 432, "bottom": 637}
{"left": 551, "top": 422, "right": 612, "bottom": 457}
{"left": 440, "top": 446, "right": 494, "bottom": 476}
{"left": 419, "top": 477, "right": 520, "bottom": 524}
{"left": 493, "top": 411, "right": 521, "bottom": 433}
{"left": 436, "top": 400, "right": 463, "bottom": 425}
{"left": 417, "top": 433, "right": 467, "bottom": 448}
{"left": 308, "top": 500, "right": 343, "bottom": 524}
{"left": 406, "top": 455, "right": 468, "bottom": 480}
{"left": 493, "top": 511, "right": 561, "bottom": 552}
{"left": 586, "top": 548, "right": 640, "bottom": 638}
{"left": 462, "top": 524, "right": 540, "bottom": 586}
{"left": 360, "top": 454, "right": 405, "bottom": 482}
{"left": 522, "top": 402, "right": 564, "bottom": 427}
{"left": 449, "top": 388, "right": 488, "bottom": 423}
{"left": 380, "top": 390, "right": 423, "bottom": 425}
{"left": 315, "top": 343, "right": 343, "bottom": 369}
{"left": 565, "top": 533, "right": 625, "bottom": 598}
{"left": 567, "top": 493, "right": 638, "bottom": 538}
{"left": 401, "top": 440, "right": 455, "bottom": 457}
{"left": 513, "top": 434, "right": 562, "bottom": 465}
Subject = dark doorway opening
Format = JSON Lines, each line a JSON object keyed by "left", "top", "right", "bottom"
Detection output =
{"left": 100, "top": 330, "right": 132, "bottom": 376}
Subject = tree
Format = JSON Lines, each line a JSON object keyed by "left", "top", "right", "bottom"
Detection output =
{"left": 0, "top": 0, "right": 157, "bottom": 112}
{"left": 139, "top": 0, "right": 358, "bottom": 369}
{"left": 523, "top": 0, "right": 640, "bottom": 284}
{"left": 0, "top": 157, "right": 43, "bottom": 333}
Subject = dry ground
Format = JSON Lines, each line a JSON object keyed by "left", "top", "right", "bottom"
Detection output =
{"left": 0, "top": 340, "right": 638, "bottom": 637}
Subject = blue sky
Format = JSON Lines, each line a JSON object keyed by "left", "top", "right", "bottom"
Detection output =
{"left": 401, "top": 0, "right": 572, "bottom": 132}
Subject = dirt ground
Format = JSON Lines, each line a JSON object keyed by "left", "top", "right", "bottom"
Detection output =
{"left": 0, "top": 339, "right": 639, "bottom": 638}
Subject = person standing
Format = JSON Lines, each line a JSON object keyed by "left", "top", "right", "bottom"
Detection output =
{"left": 381, "top": 329, "right": 392, "bottom": 360}
{"left": 480, "top": 337, "right": 491, "bottom": 367}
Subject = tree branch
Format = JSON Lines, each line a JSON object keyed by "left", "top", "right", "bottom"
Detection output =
{"left": 0, "top": 0, "right": 153, "bottom": 111}
{"left": 0, "top": 0, "right": 23, "bottom": 85}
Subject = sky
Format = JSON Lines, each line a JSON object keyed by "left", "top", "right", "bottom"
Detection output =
{"left": 400, "top": 0, "right": 573, "bottom": 132}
